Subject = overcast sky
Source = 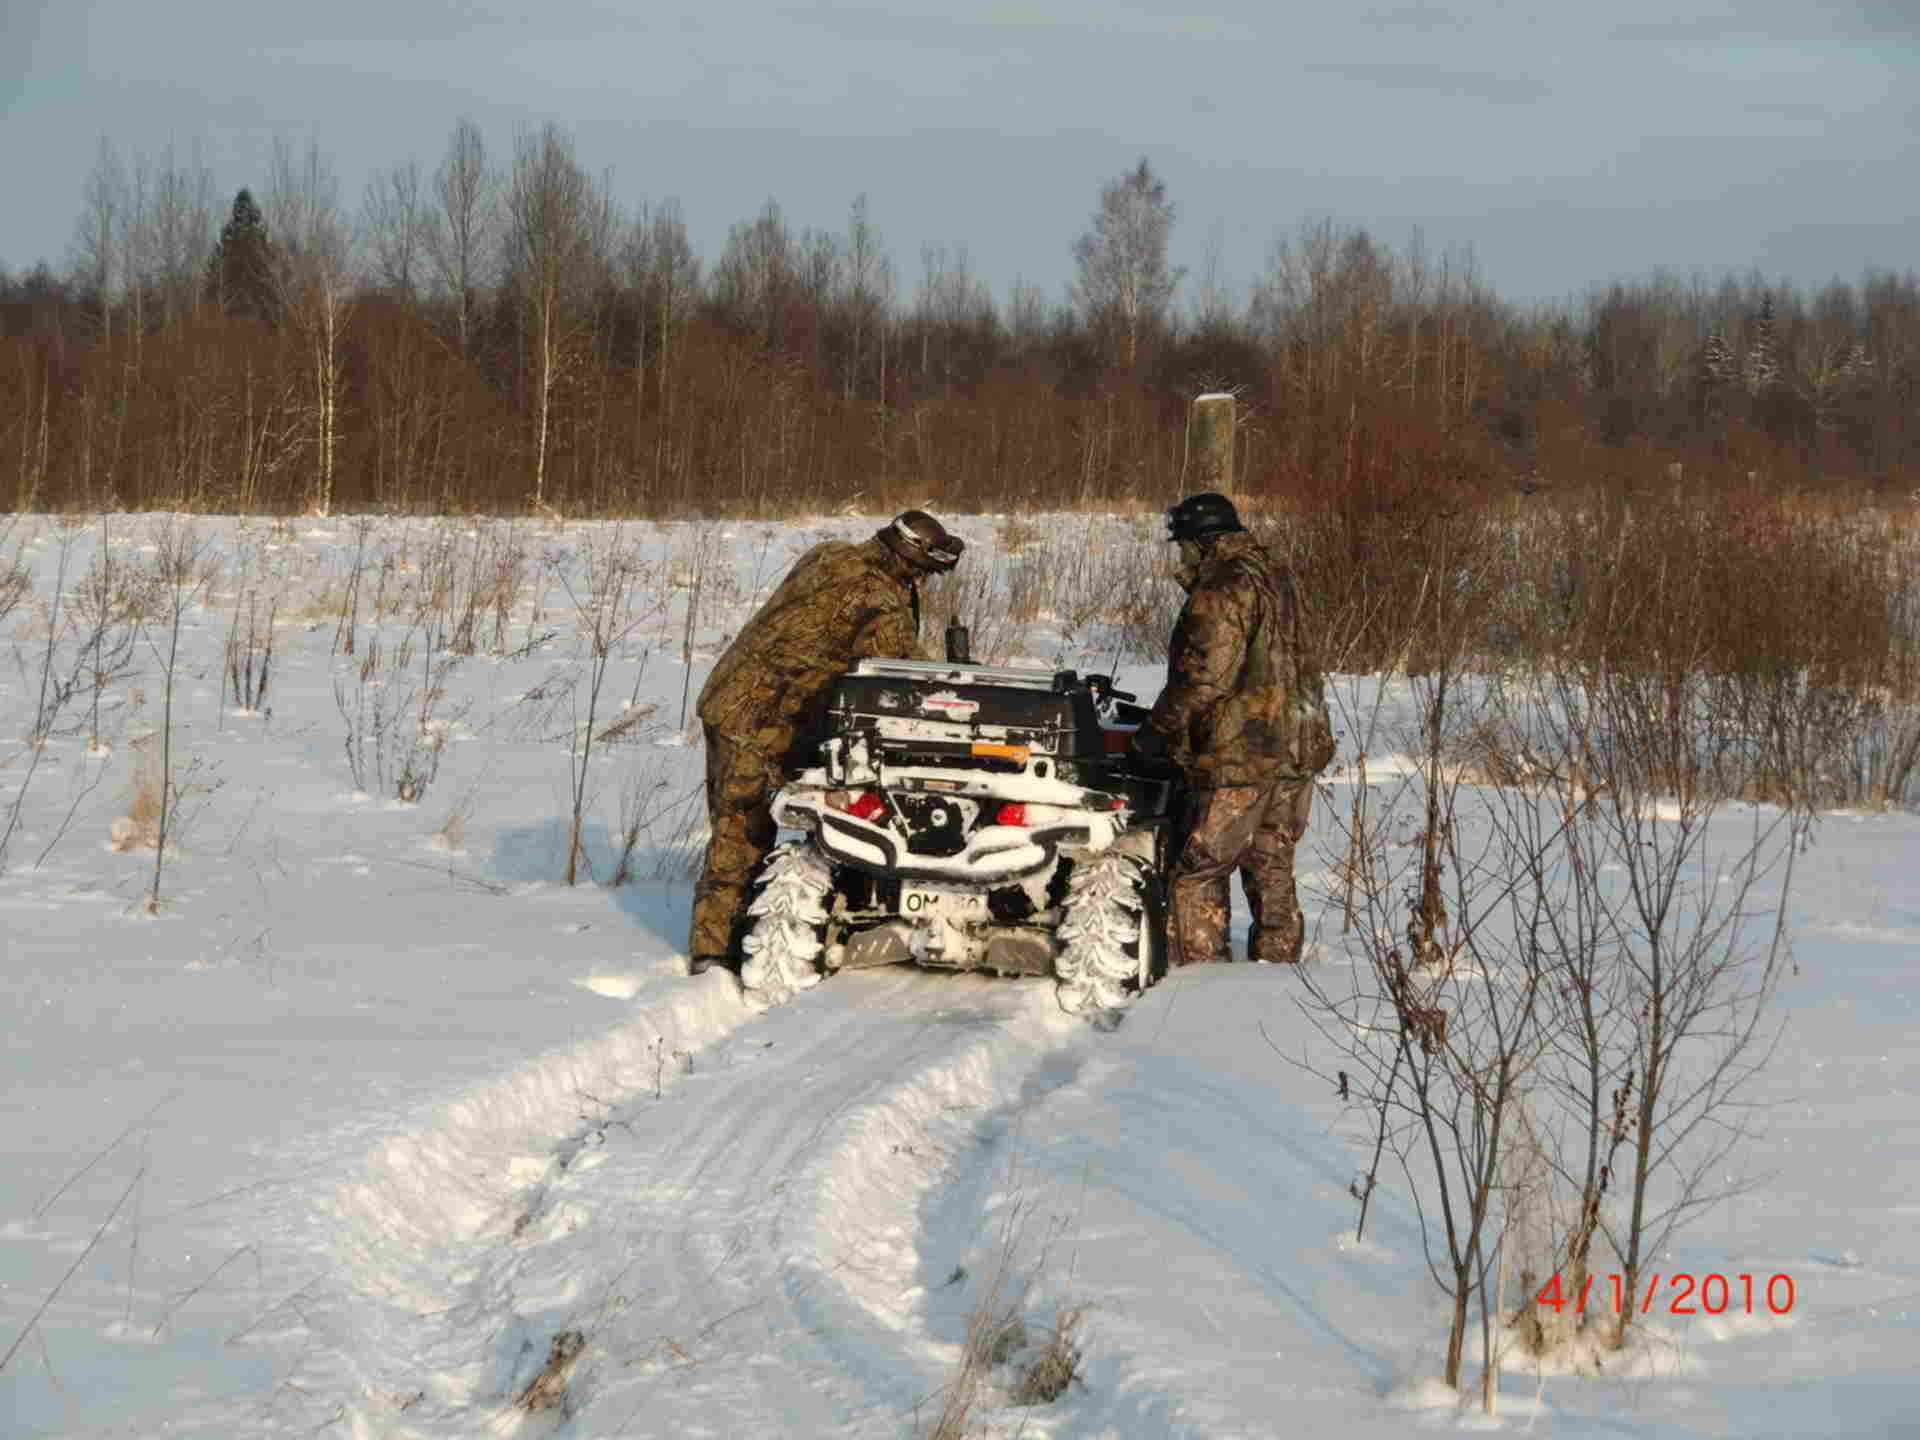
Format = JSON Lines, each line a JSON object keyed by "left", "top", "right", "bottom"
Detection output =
{"left": 3, "top": 0, "right": 1916, "bottom": 312}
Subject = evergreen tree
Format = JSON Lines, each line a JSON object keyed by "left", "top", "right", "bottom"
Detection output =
{"left": 1743, "top": 292, "right": 1780, "bottom": 394}
{"left": 1700, "top": 330, "right": 1737, "bottom": 389}
{"left": 207, "top": 188, "right": 277, "bottom": 322}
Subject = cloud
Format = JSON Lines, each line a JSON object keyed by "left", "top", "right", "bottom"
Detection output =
{"left": 1740, "top": 97, "right": 1839, "bottom": 125}
{"left": 1299, "top": 60, "right": 1552, "bottom": 105}
{"left": 1354, "top": 3, "right": 1473, "bottom": 34}
{"left": 1605, "top": 0, "right": 1920, "bottom": 49}
{"left": 784, "top": 2, "right": 1257, "bottom": 50}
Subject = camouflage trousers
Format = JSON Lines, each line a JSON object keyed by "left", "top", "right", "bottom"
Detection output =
{"left": 688, "top": 725, "right": 786, "bottom": 961}
{"left": 1167, "top": 775, "right": 1314, "bottom": 967}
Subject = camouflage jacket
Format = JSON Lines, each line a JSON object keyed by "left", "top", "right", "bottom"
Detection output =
{"left": 697, "top": 537, "right": 924, "bottom": 752}
{"left": 1146, "top": 531, "right": 1334, "bottom": 788}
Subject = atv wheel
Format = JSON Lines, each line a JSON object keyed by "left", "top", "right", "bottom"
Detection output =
{"left": 1054, "top": 850, "right": 1166, "bottom": 1017}
{"left": 740, "top": 842, "right": 834, "bottom": 1008}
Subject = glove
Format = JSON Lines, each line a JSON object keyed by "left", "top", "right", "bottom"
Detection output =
{"left": 1125, "top": 727, "right": 1170, "bottom": 766}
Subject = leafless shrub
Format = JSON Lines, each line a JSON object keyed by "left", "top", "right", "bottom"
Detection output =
{"left": 921, "top": 557, "right": 1020, "bottom": 664}
{"left": 658, "top": 525, "right": 734, "bottom": 733}
{"left": 648, "top": 772, "right": 709, "bottom": 883}
{"left": 333, "top": 621, "right": 467, "bottom": 804}
{"left": 0, "top": 518, "right": 28, "bottom": 627}
{"left": 1298, "top": 675, "right": 1553, "bottom": 1400}
{"left": 1530, "top": 675, "right": 1802, "bottom": 1353}
{"left": 70, "top": 523, "right": 153, "bottom": 750}
{"left": 410, "top": 519, "right": 533, "bottom": 657}
{"left": 609, "top": 753, "right": 676, "bottom": 886}
{"left": 919, "top": 517, "right": 1176, "bottom": 668}
{"left": 222, "top": 590, "right": 276, "bottom": 715}
{"left": 1, "top": 524, "right": 74, "bottom": 870}
{"left": 330, "top": 516, "right": 374, "bottom": 656}
{"left": 557, "top": 529, "right": 661, "bottom": 884}
{"left": 1300, "top": 642, "right": 1802, "bottom": 1406}
{"left": 140, "top": 518, "right": 216, "bottom": 912}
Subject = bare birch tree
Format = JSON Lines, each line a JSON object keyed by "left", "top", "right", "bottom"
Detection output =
{"left": 505, "top": 123, "right": 611, "bottom": 509}
{"left": 647, "top": 199, "right": 699, "bottom": 468}
{"left": 1072, "top": 157, "right": 1181, "bottom": 367}
{"left": 842, "top": 194, "right": 884, "bottom": 402}
{"left": 267, "top": 138, "right": 356, "bottom": 514}
{"left": 72, "top": 138, "right": 125, "bottom": 345}
{"left": 363, "top": 159, "right": 428, "bottom": 301}
{"left": 1191, "top": 216, "right": 1233, "bottom": 338}
{"left": 713, "top": 199, "right": 793, "bottom": 342}
{"left": 142, "top": 145, "right": 217, "bottom": 326}
{"left": 426, "top": 117, "right": 498, "bottom": 359}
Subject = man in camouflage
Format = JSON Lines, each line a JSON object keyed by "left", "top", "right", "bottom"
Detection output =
{"left": 1133, "top": 492, "right": 1335, "bottom": 967}
{"left": 687, "top": 511, "right": 965, "bottom": 975}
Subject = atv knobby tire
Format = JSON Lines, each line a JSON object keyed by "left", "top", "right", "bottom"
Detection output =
{"left": 740, "top": 842, "right": 833, "bottom": 1008}
{"left": 1054, "top": 849, "right": 1167, "bottom": 1018}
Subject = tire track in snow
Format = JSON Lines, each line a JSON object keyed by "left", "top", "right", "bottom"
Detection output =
{"left": 307, "top": 970, "right": 758, "bottom": 1433}
{"left": 543, "top": 968, "right": 1095, "bottom": 1437}
{"left": 315, "top": 965, "right": 1101, "bottom": 1436}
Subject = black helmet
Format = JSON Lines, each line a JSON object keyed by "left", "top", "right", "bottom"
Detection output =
{"left": 1166, "top": 491, "right": 1244, "bottom": 542}
{"left": 879, "top": 509, "right": 964, "bottom": 572}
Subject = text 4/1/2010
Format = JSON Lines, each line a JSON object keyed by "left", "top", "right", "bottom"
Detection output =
{"left": 1535, "top": 1273, "right": 1796, "bottom": 1316}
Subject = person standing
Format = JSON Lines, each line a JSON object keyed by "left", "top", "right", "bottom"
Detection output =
{"left": 687, "top": 511, "right": 965, "bottom": 975}
{"left": 1132, "top": 492, "right": 1335, "bottom": 966}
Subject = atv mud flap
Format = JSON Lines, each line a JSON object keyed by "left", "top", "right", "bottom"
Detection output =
{"left": 838, "top": 922, "right": 914, "bottom": 969}
{"left": 982, "top": 929, "right": 1056, "bottom": 976}
{"left": 837, "top": 920, "right": 1056, "bottom": 977}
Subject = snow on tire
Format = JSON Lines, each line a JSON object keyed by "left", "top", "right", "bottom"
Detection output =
{"left": 1055, "top": 849, "right": 1161, "bottom": 1019}
{"left": 740, "top": 842, "right": 834, "bottom": 1008}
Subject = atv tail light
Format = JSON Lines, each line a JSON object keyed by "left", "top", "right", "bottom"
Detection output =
{"left": 995, "top": 802, "right": 1029, "bottom": 827}
{"left": 826, "top": 789, "right": 888, "bottom": 821}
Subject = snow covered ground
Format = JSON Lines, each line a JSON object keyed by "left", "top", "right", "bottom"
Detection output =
{"left": 1, "top": 513, "right": 1916, "bottom": 1438}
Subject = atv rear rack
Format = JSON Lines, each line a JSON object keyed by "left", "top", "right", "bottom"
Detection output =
{"left": 848, "top": 657, "right": 1081, "bottom": 692}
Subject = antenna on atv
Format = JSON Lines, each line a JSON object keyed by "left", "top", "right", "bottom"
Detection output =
{"left": 945, "top": 617, "right": 972, "bottom": 664}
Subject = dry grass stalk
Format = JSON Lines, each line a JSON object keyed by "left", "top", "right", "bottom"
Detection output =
{"left": 433, "top": 791, "right": 474, "bottom": 855}
{"left": 919, "top": 1174, "right": 1095, "bottom": 1438}
{"left": 515, "top": 1328, "right": 585, "bottom": 1414}
{"left": 1006, "top": 1303, "right": 1088, "bottom": 1406}
{"left": 111, "top": 735, "right": 164, "bottom": 852}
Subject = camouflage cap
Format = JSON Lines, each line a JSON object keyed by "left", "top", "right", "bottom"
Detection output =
{"left": 879, "top": 510, "right": 964, "bottom": 572}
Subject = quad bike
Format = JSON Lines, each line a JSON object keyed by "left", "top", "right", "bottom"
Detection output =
{"left": 742, "top": 629, "right": 1178, "bottom": 1022}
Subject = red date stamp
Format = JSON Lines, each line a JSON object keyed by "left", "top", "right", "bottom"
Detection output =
{"left": 1535, "top": 1273, "right": 1796, "bottom": 1316}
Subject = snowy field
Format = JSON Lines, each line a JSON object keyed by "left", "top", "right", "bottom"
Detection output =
{"left": 1, "top": 512, "right": 1916, "bottom": 1438}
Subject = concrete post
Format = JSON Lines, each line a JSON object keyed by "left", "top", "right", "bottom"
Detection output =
{"left": 1190, "top": 392, "right": 1235, "bottom": 492}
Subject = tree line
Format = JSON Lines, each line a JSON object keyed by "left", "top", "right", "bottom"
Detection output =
{"left": 3, "top": 121, "right": 1918, "bottom": 517}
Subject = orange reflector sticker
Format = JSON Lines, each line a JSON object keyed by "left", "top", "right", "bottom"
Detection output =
{"left": 970, "top": 742, "right": 1030, "bottom": 764}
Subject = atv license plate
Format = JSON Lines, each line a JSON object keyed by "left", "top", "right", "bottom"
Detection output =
{"left": 900, "top": 885, "right": 987, "bottom": 921}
